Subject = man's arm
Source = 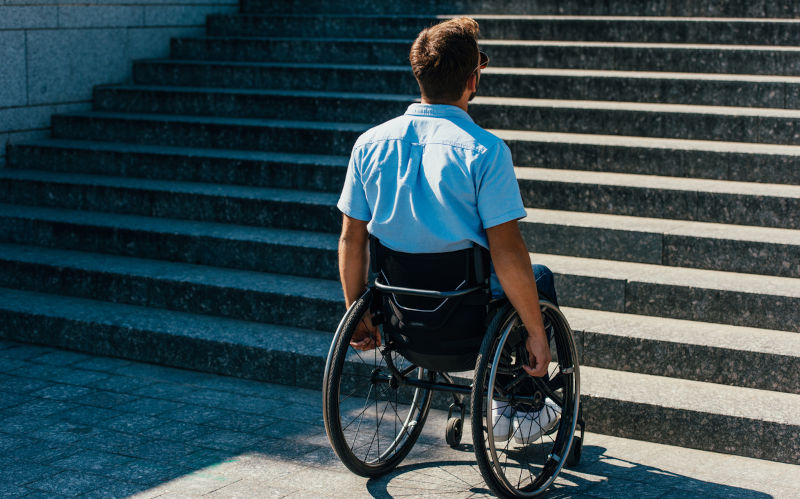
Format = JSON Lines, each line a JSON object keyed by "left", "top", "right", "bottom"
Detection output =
{"left": 486, "top": 219, "right": 551, "bottom": 377}
{"left": 339, "top": 214, "right": 370, "bottom": 308}
{"left": 338, "top": 214, "right": 380, "bottom": 350}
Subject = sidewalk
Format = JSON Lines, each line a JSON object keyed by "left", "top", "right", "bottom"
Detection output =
{"left": 0, "top": 339, "right": 796, "bottom": 498}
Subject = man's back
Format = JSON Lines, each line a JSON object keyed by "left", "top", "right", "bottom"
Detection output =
{"left": 337, "top": 103, "right": 525, "bottom": 253}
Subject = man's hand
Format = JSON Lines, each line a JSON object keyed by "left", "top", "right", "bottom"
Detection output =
{"left": 522, "top": 331, "right": 551, "bottom": 377}
{"left": 350, "top": 312, "right": 382, "bottom": 351}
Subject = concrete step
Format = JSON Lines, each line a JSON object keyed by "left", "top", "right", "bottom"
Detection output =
{"left": 170, "top": 36, "right": 800, "bottom": 75}
{"left": 0, "top": 243, "right": 343, "bottom": 331}
{"left": 521, "top": 208, "right": 800, "bottom": 278}
{"left": 565, "top": 307, "right": 800, "bottom": 394}
{"left": 0, "top": 239, "right": 797, "bottom": 331}
{"left": 579, "top": 365, "right": 800, "bottom": 464}
{"left": 505, "top": 130, "right": 800, "bottom": 185}
{"left": 93, "top": 85, "right": 800, "bottom": 145}
{"left": 516, "top": 167, "right": 800, "bottom": 230}
{"left": 0, "top": 286, "right": 332, "bottom": 389}
{"left": 208, "top": 14, "right": 800, "bottom": 46}
{"left": 0, "top": 204, "right": 339, "bottom": 279}
{"left": 46, "top": 112, "right": 800, "bottom": 185}
{"left": 536, "top": 252, "right": 800, "bottom": 332}
{"left": 0, "top": 286, "right": 797, "bottom": 463}
{"left": 0, "top": 169, "right": 341, "bottom": 232}
{"left": 2, "top": 201, "right": 797, "bottom": 278}
{"left": 50, "top": 111, "right": 367, "bottom": 156}
{"left": 132, "top": 60, "right": 800, "bottom": 110}
{"left": 5, "top": 139, "right": 347, "bottom": 192}
{"left": 239, "top": 0, "right": 800, "bottom": 18}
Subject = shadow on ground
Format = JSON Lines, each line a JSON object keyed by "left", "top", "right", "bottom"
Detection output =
{"left": 365, "top": 444, "right": 773, "bottom": 499}
{"left": 0, "top": 341, "right": 779, "bottom": 498}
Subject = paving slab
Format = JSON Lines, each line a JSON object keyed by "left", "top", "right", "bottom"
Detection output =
{"left": 0, "top": 341, "right": 798, "bottom": 498}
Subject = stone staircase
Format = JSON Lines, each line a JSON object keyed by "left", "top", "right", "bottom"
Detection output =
{"left": 2, "top": 0, "right": 799, "bottom": 465}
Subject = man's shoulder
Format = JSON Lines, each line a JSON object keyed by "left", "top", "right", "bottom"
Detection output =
{"left": 353, "top": 115, "right": 410, "bottom": 149}
{"left": 354, "top": 113, "right": 507, "bottom": 156}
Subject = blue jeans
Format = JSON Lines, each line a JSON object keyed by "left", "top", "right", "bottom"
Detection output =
{"left": 489, "top": 264, "right": 559, "bottom": 307}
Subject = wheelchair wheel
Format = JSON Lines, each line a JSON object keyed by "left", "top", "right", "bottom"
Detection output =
{"left": 323, "top": 289, "right": 434, "bottom": 477}
{"left": 445, "top": 416, "right": 463, "bottom": 447}
{"left": 471, "top": 300, "right": 581, "bottom": 498}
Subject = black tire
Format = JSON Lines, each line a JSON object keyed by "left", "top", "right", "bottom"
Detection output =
{"left": 323, "top": 289, "right": 434, "bottom": 477}
{"left": 445, "top": 417, "right": 463, "bottom": 447}
{"left": 471, "top": 299, "right": 581, "bottom": 498}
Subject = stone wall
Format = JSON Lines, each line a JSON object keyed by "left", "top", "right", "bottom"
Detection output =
{"left": 0, "top": 0, "right": 238, "bottom": 167}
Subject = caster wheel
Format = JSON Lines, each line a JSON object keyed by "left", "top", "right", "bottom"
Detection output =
{"left": 445, "top": 417, "right": 463, "bottom": 447}
{"left": 566, "top": 435, "right": 583, "bottom": 467}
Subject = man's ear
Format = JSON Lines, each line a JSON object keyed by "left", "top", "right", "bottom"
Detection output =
{"left": 467, "top": 72, "right": 478, "bottom": 93}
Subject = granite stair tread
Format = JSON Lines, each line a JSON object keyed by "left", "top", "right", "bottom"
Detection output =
{"left": 54, "top": 110, "right": 371, "bottom": 132}
{"left": 524, "top": 207, "right": 800, "bottom": 246}
{"left": 564, "top": 306, "right": 800, "bottom": 358}
{"left": 535, "top": 252, "right": 800, "bottom": 300}
{"left": 182, "top": 35, "right": 800, "bottom": 52}
{"left": 128, "top": 59, "right": 800, "bottom": 109}
{"left": 215, "top": 13, "right": 800, "bottom": 22}
{"left": 97, "top": 84, "right": 800, "bottom": 119}
{"left": 499, "top": 128, "right": 800, "bottom": 157}
{"left": 8, "top": 137, "right": 348, "bottom": 167}
{"left": 51, "top": 110, "right": 800, "bottom": 162}
{"left": 90, "top": 86, "right": 800, "bottom": 144}
{"left": 0, "top": 286, "right": 332, "bottom": 380}
{"left": 0, "top": 168, "right": 340, "bottom": 205}
{"left": 170, "top": 35, "right": 800, "bottom": 75}
{"left": 209, "top": 13, "right": 800, "bottom": 45}
{"left": 515, "top": 166, "right": 800, "bottom": 198}
{"left": 240, "top": 0, "right": 800, "bottom": 18}
{"left": 0, "top": 242, "right": 342, "bottom": 302}
{"left": 565, "top": 306, "right": 800, "bottom": 393}
{"left": 178, "top": 35, "right": 800, "bottom": 54}
{"left": 136, "top": 59, "right": 800, "bottom": 85}
{"left": 582, "top": 365, "right": 800, "bottom": 426}
{"left": 0, "top": 203, "right": 339, "bottom": 249}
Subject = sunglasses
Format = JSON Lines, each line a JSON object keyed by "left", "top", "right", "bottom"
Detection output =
{"left": 474, "top": 51, "right": 489, "bottom": 73}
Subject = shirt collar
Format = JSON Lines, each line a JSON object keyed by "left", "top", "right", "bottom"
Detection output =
{"left": 404, "top": 103, "right": 475, "bottom": 123}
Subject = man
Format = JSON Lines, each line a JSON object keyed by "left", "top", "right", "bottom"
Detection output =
{"left": 336, "top": 17, "right": 559, "bottom": 442}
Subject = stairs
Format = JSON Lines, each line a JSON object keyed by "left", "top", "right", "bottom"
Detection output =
{"left": 3, "top": 0, "right": 800, "bottom": 465}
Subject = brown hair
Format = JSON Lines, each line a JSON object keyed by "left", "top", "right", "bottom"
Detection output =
{"left": 409, "top": 17, "right": 480, "bottom": 102}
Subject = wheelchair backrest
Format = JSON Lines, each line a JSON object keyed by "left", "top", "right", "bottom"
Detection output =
{"left": 370, "top": 237, "right": 492, "bottom": 371}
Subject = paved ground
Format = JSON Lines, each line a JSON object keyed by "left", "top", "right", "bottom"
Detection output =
{"left": 0, "top": 339, "right": 797, "bottom": 498}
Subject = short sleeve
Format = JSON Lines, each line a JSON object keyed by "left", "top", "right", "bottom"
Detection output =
{"left": 475, "top": 142, "right": 526, "bottom": 229}
{"left": 337, "top": 145, "right": 372, "bottom": 222}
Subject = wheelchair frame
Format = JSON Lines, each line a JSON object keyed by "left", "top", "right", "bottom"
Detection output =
{"left": 323, "top": 279, "right": 585, "bottom": 498}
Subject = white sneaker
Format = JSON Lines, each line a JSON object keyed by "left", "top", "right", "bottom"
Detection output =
{"left": 513, "top": 398, "right": 560, "bottom": 445}
{"left": 491, "top": 399, "right": 514, "bottom": 441}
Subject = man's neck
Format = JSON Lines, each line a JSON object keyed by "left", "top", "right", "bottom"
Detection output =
{"left": 420, "top": 96, "right": 469, "bottom": 112}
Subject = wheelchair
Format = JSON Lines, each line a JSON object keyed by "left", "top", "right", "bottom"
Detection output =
{"left": 322, "top": 239, "right": 584, "bottom": 498}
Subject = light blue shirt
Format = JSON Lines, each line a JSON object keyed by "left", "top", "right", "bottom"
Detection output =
{"left": 337, "top": 103, "right": 526, "bottom": 253}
